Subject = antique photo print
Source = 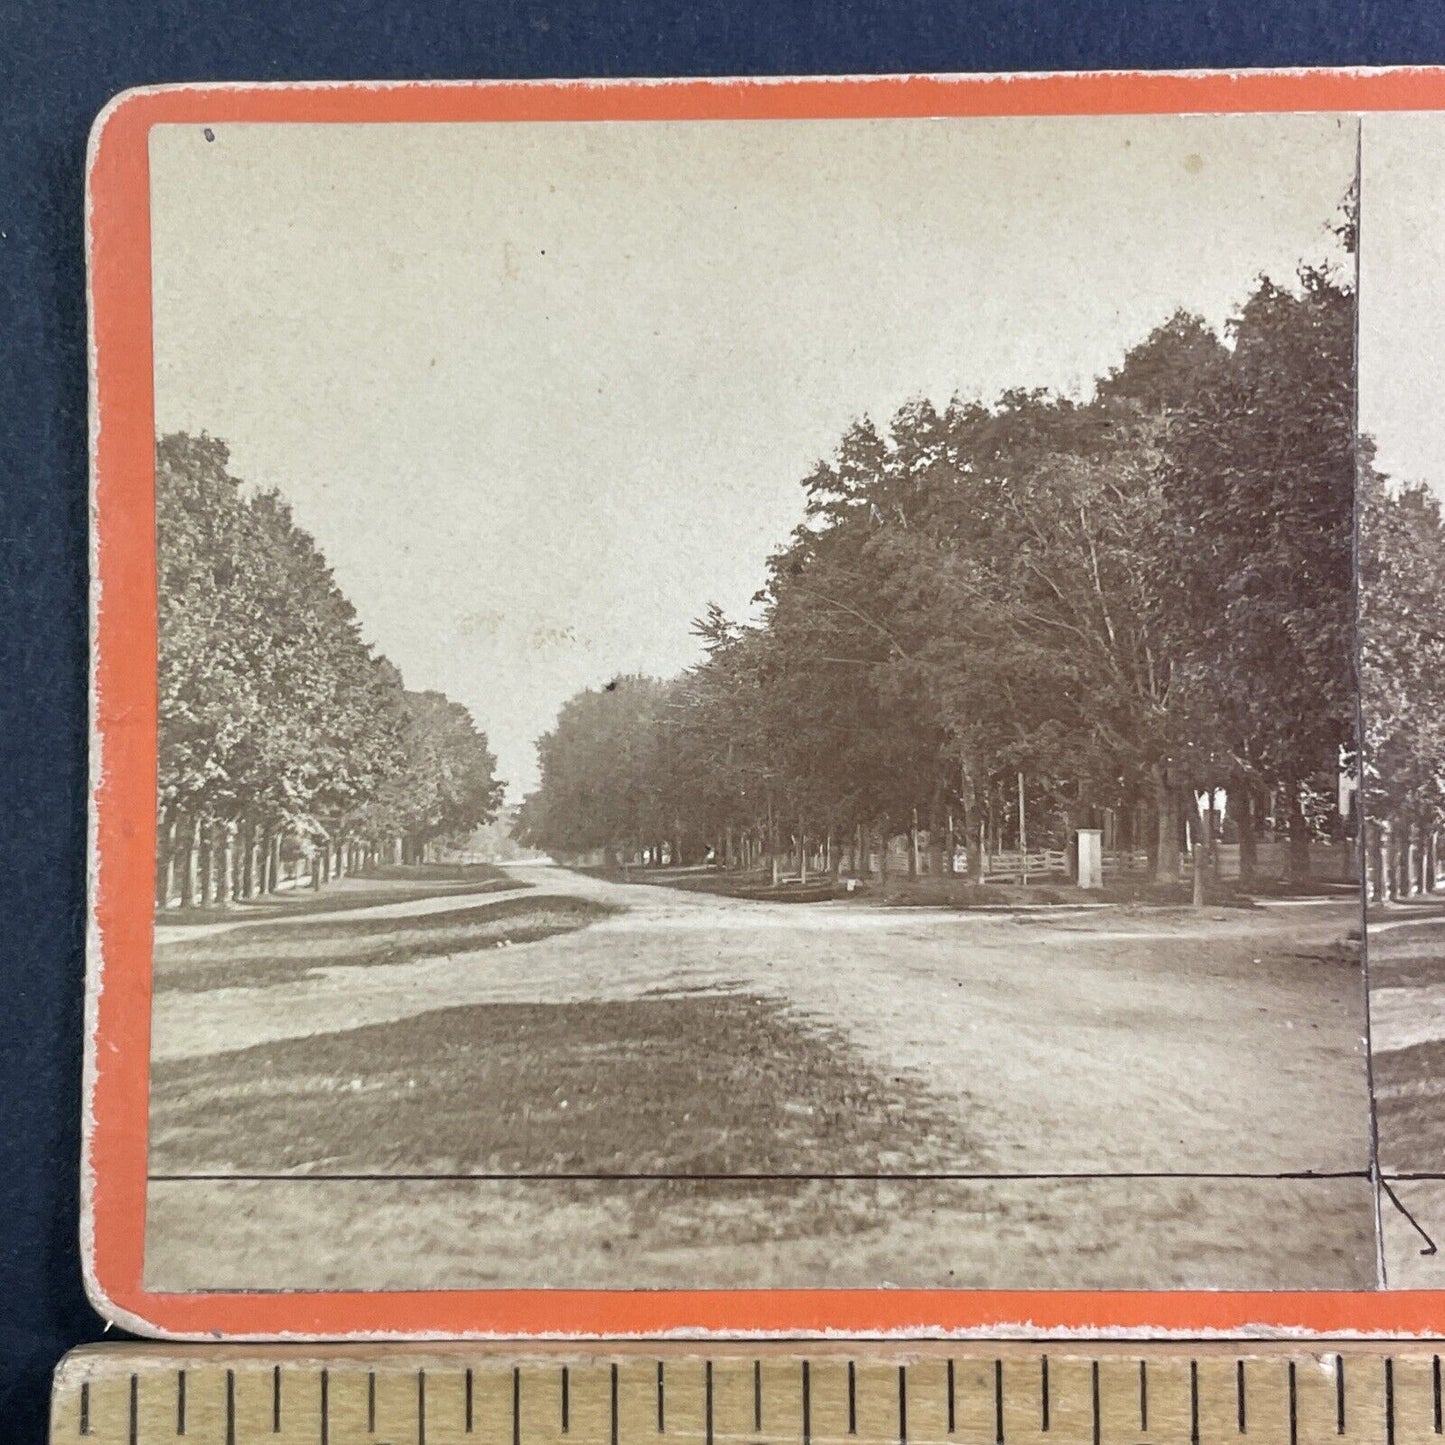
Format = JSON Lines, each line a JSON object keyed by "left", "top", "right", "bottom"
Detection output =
{"left": 140, "top": 111, "right": 1374, "bottom": 1292}
{"left": 1360, "top": 111, "right": 1445, "bottom": 1288}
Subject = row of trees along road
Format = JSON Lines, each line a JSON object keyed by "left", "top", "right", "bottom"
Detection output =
{"left": 516, "top": 252, "right": 1357, "bottom": 888}
{"left": 155, "top": 432, "right": 503, "bottom": 909}
{"left": 1360, "top": 452, "right": 1445, "bottom": 901}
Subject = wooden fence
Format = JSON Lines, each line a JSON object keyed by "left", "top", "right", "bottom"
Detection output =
{"left": 974, "top": 848, "right": 1069, "bottom": 881}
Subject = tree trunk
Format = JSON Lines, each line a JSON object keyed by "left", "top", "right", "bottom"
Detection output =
{"left": 177, "top": 812, "right": 196, "bottom": 909}
{"left": 1283, "top": 780, "right": 1311, "bottom": 884}
{"left": 211, "top": 822, "right": 231, "bottom": 909}
{"left": 238, "top": 820, "right": 253, "bottom": 900}
{"left": 1152, "top": 765, "right": 1180, "bottom": 884}
{"left": 1205, "top": 791, "right": 1221, "bottom": 882}
{"left": 197, "top": 825, "right": 213, "bottom": 908}
{"left": 965, "top": 787, "right": 984, "bottom": 882}
{"left": 156, "top": 812, "right": 175, "bottom": 910}
{"left": 1235, "top": 780, "right": 1258, "bottom": 887}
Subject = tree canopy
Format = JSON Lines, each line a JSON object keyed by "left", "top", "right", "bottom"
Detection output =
{"left": 1359, "top": 452, "right": 1445, "bottom": 898}
{"left": 156, "top": 432, "right": 503, "bottom": 906}
{"left": 517, "top": 258, "right": 1357, "bottom": 888}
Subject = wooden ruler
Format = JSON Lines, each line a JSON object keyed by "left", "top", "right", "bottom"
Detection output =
{"left": 49, "top": 1344, "right": 1445, "bottom": 1445}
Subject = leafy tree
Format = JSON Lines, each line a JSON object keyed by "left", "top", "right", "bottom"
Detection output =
{"left": 155, "top": 432, "right": 503, "bottom": 906}
{"left": 515, "top": 254, "right": 1356, "bottom": 895}
{"left": 1359, "top": 460, "right": 1445, "bottom": 898}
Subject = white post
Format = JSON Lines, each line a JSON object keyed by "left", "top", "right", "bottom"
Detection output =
{"left": 1077, "top": 828, "right": 1103, "bottom": 890}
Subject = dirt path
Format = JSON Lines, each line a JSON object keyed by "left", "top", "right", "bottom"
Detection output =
{"left": 146, "top": 863, "right": 1376, "bottom": 1291}
{"left": 1368, "top": 911, "right": 1445, "bottom": 1286}
{"left": 153, "top": 863, "right": 1370, "bottom": 1174}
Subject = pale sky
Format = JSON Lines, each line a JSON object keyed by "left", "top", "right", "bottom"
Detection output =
{"left": 1360, "top": 113, "right": 1445, "bottom": 499}
{"left": 149, "top": 114, "right": 1355, "bottom": 798}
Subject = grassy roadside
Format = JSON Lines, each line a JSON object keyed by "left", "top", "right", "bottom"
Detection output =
{"left": 156, "top": 861, "right": 526, "bottom": 927}
{"left": 583, "top": 863, "right": 1354, "bottom": 910}
{"left": 149, "top": 989, "right": 965, "bottom": 1176}
{"left": 155, "top": 894, "right": 618, "bottom": 992}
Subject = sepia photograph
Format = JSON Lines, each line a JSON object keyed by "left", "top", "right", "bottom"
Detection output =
{"left": 1359, "top": 111, "right": 1445, "bottom": 1287}
{"left": 140, "top": 112, "right": 1373, "bottom": 1293}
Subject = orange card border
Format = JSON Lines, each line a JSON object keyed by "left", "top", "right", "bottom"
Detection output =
{"left": 86, "top": 67, "right": 1445, "bottom": 1340}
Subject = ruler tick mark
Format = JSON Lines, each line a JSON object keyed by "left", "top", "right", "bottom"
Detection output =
{"left": 1386, "top": 1358, "right": 1396, "bottom": 1445}
{"left": 73, "top": 1346, "right": 1445, "bottom": 1445}
{"left": 802, "top": 1360, "right": 812, "bottom": 1445}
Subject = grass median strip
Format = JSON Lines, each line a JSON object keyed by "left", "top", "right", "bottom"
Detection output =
{"left": 155, "top": 895, "right": 618, "bottom": 992}
{"left": 149, "top": 991, "right": 965, "bottom": 1176}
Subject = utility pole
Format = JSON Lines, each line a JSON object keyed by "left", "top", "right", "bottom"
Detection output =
{"left": 1018, "top": 770, "right": 1028, "bottom": 886}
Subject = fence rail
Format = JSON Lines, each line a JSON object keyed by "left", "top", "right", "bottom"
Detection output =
{"left": 975, "top": 848, "right": 1068, "bottom": 880}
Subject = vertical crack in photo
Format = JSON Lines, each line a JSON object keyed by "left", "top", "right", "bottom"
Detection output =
{"left": 138, "top": 111, "right": 1377, "bottom": 1292}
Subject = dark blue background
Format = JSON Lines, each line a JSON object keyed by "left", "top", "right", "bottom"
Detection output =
{"left": 3, "top": 3, "right": 1441, "bottom": 1439}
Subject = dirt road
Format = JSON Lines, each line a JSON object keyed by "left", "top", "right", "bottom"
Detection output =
{"left": 1367, "top": 909, "right": 1445, "bottom": 1287}
{"left": 147, "top": 864, "right": 1376, "bottom": 1291}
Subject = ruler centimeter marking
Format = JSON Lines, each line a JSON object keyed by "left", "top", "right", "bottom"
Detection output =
{"left": 51, "top": 1345, "right": 1445, "bottom": 1445}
